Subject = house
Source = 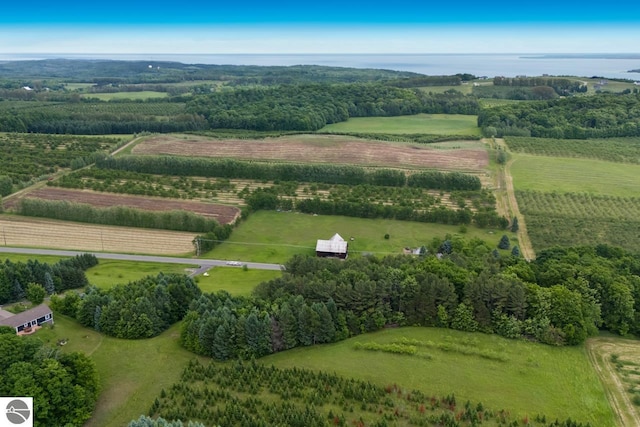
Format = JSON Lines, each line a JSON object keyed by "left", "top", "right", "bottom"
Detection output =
{"left": 0, "top": 304, "right": 53, "bottom": 335}
{"left": 316, "top": 233, "right": 348, "bottom": 259}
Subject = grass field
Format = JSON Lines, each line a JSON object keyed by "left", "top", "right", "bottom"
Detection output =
{"left": 194, "top": 267, "right": 281, "bottom": 296}
{"left": 86, "top": 260, "right": 195, "bottom": 289}
{"left": 417, "top": 84, "right": 473, "bottom": 94}
{"left": 81, "top": 91, "right": 169, "bottom": 101}
{"left": 262, "top": 327, "right": 615, "bottom": 426}
{"left": 318, "top": 113, "right": 481, "bottom": 135}
{"left": 511, "top": 154, "right": 640, "bottom": 197}
{"left": 35, "top": 315, "right": 206, "bottom": 427}
{"left": 204, "top": 211, "right": 506, "bottom": 263}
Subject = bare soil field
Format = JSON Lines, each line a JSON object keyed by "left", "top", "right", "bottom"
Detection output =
{"left": 4, "top": 188, "right": 240, "bottom": 224}
{"left": 587, "top": 336, "right": 640, "bottom": 427}
{"left": 0, "top": 216, "right": 196, "bottom": 255}
{"left": 132, "top": 134, "right": 489, "bottom": 172}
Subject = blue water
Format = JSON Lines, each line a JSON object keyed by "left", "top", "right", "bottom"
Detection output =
{"left": 1, "top": 53, "right": 639, "bottom": 79}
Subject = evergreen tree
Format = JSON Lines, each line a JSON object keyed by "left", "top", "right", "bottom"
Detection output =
{"left": 510, "top": 217, "right": 519, "bottom": 233}
{"left": 498, "top": 234, "right": 511, "bottom": 250}
{"left": 43, "top": 272, "right": 55, "bottom": 294}
{"left": 511, "top": 246, "right": 521, "bottom": 257}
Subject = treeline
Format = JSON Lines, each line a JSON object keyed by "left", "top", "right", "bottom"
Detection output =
{"left": 272, "top": 196, "right": 505, "bottom": 228}
{"left": 0, "top": 60, "right": 419, "bottom": 84}
{"left": 180, "top": 241, "right": 640, "bottom": 362}
{"left": 0, "top": 109, "right": 207, "bottom": 134}
{"left": 493, "top": 77, "right": 587, "bottom": 95}
{"left": 51, "top": 273, "right": 201, "bottom": 339}
{"left": 0, "top": 332, "right": 99, "bottom": 427}
{"left": 16, "top": 198, "right": 230, "bottom": 233}
{"left": 186, "top": 83, "right": 480, "bottom": 131}
{"left": 0, "top": 254, "right": 97, "bottom": 304}
{"left": 95, "top": 156, "right": 482, "bottom": 190}
{"left": 385, "top": 74, "right": 472, "bottom": 88}
{"left": 478, "top": 93, "right": 640, "bottom": 138}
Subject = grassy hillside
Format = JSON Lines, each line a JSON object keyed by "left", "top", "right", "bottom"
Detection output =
{"left": 319, "top": 113, "right": 481, "bottom": 135}
{"left": 39, "top": 317, "right": 614, "bottom": 426}
{"left": 261, "top": 327, "right": 615, "bottom": 426}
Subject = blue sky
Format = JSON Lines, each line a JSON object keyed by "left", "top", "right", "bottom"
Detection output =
{"left": 1, "top": 0, "right": 639, "bottom": 53}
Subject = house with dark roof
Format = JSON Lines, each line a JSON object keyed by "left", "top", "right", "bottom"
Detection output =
{"left": 0, "top": 304, "right": 53, "bottom": 334}
{"left": 315, "top": 233, "right": 348, "bottom": 259}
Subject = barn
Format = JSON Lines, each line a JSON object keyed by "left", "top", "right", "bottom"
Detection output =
{"left": 315, "top": 233, "right": 348, "bottom": 259}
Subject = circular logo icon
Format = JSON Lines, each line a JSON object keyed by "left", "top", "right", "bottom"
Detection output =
{"left": 5, "top": 399, "right": 31, "bottom": 424}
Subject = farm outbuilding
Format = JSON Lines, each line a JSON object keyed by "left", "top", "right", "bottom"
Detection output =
{"left": 0, "top": 304, "right": 53, "bottom": 335}
{"left": 316, "top": 233, "right": 348, "bottom": 259}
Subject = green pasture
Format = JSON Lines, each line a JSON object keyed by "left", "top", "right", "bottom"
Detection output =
{"left": 204, "top": 211, "right": 505, "bottom": 264}
{"left": 318, "top": 113, "right": 481, "bottom": 135}
{"left": 35, "top": 316, "right": 204, "bottom": 427}
{"left": 510, "top": 154, "right": 640, "bottom": 197}
{"left": 584, "top": 78, "right": 638, "bottom": 94}
{"left": 194, "top": 267, "right": 281, "bottom": 296}
{"left": 262, "top": 327, "right": 615, "bottom": 426}
{"left": 86, "top": 260, "right": 195, "bottom": 289}
{"left": 82, "top": 91, "right": 169, "bottom": 101}
{"left": 64, "top": 83, "right": 95, "bottom": 91}
{"left": 417, "top": 84, "right": 473, "bottom": 94}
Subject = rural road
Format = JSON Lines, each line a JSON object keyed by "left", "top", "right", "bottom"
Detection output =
{"left": 0, "top": 247, "right": 285, "bottom": 273}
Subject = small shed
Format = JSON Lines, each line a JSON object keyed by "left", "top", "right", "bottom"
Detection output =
{"left": 0, "top": 304, "right": 54, "bottom": 334}
{"left": 316, "top": 233, "right": 348, "bottom": 259}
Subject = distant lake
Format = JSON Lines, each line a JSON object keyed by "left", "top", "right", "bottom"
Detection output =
{"left": 1, "top": 53, "right": 640, "bottom": 79}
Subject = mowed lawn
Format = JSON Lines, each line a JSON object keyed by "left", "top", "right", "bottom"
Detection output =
{"left": 204, "top": 211, "right": 506, "bottom": 263}
{"left": 319, "top": 113, "right": 481, "bottom": 135}
{"left": 262, "top": 327, "right": 615, "bottom": 426}
{"left": 86, "top": 260, "right": 196, "bottom": 289}
{"left": 195, "top": 267, "right": 281, "bottom": 296}
{"left": 511, "top": 154, "right": 640, "bottom": 197}
{"left": 35, "top": 315, "right": 206, "bottom": 427}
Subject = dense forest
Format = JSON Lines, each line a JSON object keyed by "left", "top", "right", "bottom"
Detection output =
{"left": 0, "top": 254, "right": 97, "bottom": 305}
{"left": 186, "top": 83, "right": 479, "bottom": 131}
{"left": 478, "top": 93, "right": 640, "bottom": 138}
{"left": 51, "top": 273, "right": 201, "bottom": 339}
{"left": 0, "top": 330, "right": 99, "bottom": 427}
{"left": 179, "top": 240, "right": 640, "bottom": 363}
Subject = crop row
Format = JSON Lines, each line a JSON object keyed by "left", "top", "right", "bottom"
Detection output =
{"left": 96, "top": 155, "right": 482, "bottom": 190}
{"left": 0, "top": 133, "right": 120, "bottom": 186}
{"left": 51, "top": 169, "right": 495, "bottom": 213}
{"left": 516, "top": 190, "right": 640, "bottom": 251}
{"left": 505, "top": 136, "right": 640, "bottom": 163}
{"left": 148, "top": 359, "right": 583, "bottom": 427}
{"left": 516, "top": 190, "right": 640, "bottom": 221}
{"left": 523, "top": 214, "right": 640, "bottom": 253}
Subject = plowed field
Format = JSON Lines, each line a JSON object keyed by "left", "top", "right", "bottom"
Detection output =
{"left": 132, "top": 134, "right": 488, "bottom": 171}
{"left": 0, "top": 216, "right": 196, "bottom": 255}
{"left": 5, "top": 188, "right": 240, "bottom": 224}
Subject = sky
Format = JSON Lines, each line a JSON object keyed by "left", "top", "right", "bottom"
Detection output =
{"left": 0, "top": 0, "right": 639, "bottom": 54}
